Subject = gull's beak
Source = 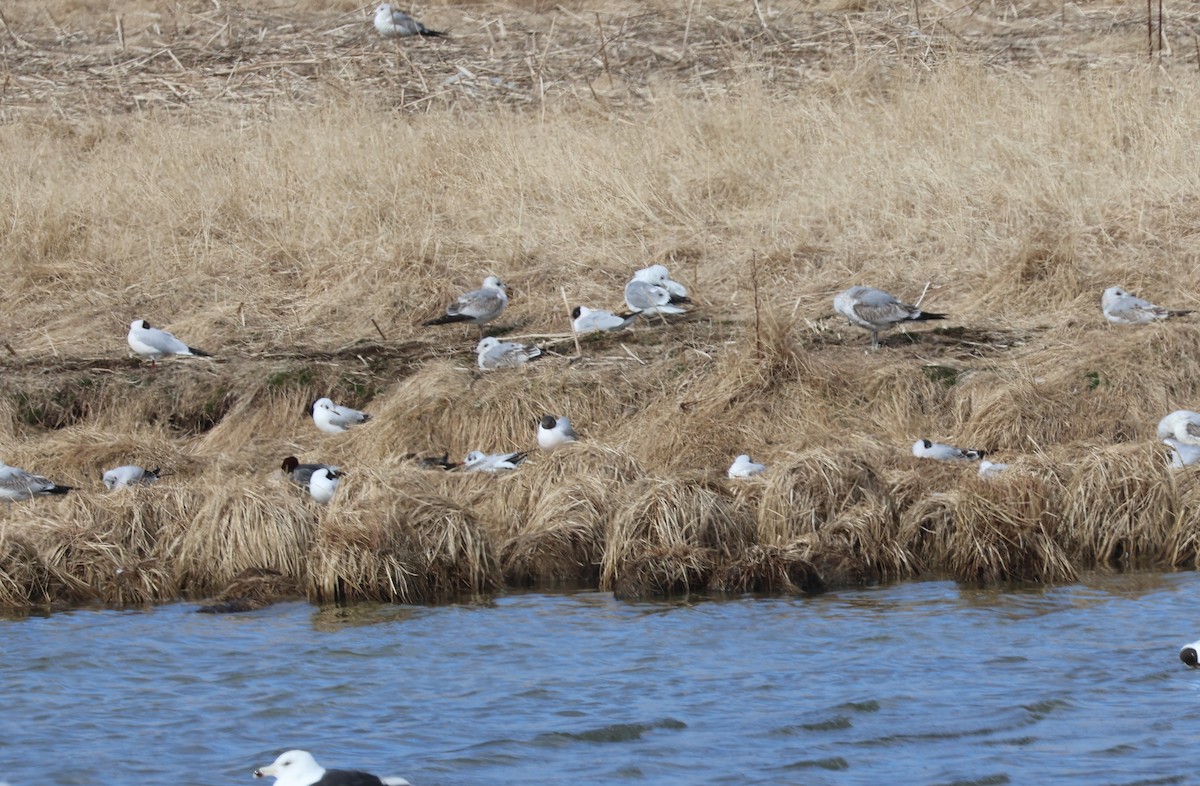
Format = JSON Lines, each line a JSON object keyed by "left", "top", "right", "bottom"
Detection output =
{"left": 253, "top": 765, "right": 274, "bottom": 778}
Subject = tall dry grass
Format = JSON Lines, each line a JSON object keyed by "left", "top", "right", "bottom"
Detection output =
{"left": 4, "top": 0, "right": 1200, "bottom": 607}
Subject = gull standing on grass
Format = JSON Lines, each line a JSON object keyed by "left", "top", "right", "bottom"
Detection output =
{"left": 463, "top": 450, "right": 527, "bottom": 472}
{"left": 254, "top": 749, "right": 410, "bottom": 786}
{"left": 833, "top": 286, "right": 946, "bottom": 350}
{"left": 572, "top": 306, "right": 637, "bottom": 334}
{"left": 727, "top": 454, "right": 766, "bottom": 479}
{"left": 476, "top": 337, "right": 542, "bottom": 370}
{"left": 373, "top": 3, "right": 445, "bottom": 38}
{"left": 537, "top": 414, "right": 577, "bottom": 451}
{"left": 1101, "top": 286, "right": 1192, "bottom": 325}
{"left": 0, "top": 460, "right": 72, "bottom": 501}
{"left": 423, "top": 276, "right": 508, "bottom": 339}
{"left": 311, "top": 397, "right": 371, "bottom": 434}
{"left": 127, "top": 320, "right": 212, "bottom": 366}
{"left": 280, "top": 456, "right": 337, "bottom": 487}
{"left": 307, "top": 468, "right": 343, "bottom": 504}
{"left": 1157, "top": 410, "right": 1200, "bottom": 445}
{"left": 912, "top": 439, "right": 986, "bottom": 462}
{"left": 102, "top": 465, "right": 162, "bottom": 491}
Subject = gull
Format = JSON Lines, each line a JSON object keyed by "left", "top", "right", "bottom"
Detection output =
{"left": 0, "top": 460, "right": 73, "bottom": 501}
{"left": 537, "top": 414, "right": 577, "bottom": 451}
{"left": 373, "top": 3, "right": 445, "bottom": 38}
{"left": 127, "top": 319, "right": 212, "bottom": 367}
{"left": 572, "top": 306, "right": 637, "bottom": 334}
{"left": 254, "top": 749, "right": 410, "bottom": 786}
{"left": 833, "top": 286, "right": 947, "bottom": 350}
{"left": 1164, "top": 438, "right": 1200, "bottom": 469}
{"left": 624, "top": 279, "right": 689, "bottom": 319}
{"left": 978, "top": 460, "right": 1008, "bottom": 478}
{"left": 423, "top": 276, "right": 508, "bottom": 339}
{"left": 102, "top": 465, "right": 162, "bottom": 491}
{"left": 280, "top": 456, "right": 337, "bottom": 487}
{"left": 1181, "top": 640, "right": 1200, "bottom": 668}
{"left": 312, "top": 397, "right": 371, "bottom": 434}
{"left": 405, "top": 452, "right": 458, "bottom": 471}
{"left": 633, "top": 264, "right": 688, "bottom": 299}
{"left": 1157, "top": 410, "right": 1200, "bottom": 446}
{"left": 463, "top": 450, "right": 527, "bottom": 472}
{"left": 912, "top": 439, "right": 986, "bottom": 462}
{"left": 308, "top": 467, "right": 343, "bottom": 504}
{"left": 727, "top": 454, "right": 766, "bottom": 479}
{"left": 476, "top": 337, "right": 542, "bottom": 370}
{"left": 1101, "top": 286, "right": 1192, "bottom": 325}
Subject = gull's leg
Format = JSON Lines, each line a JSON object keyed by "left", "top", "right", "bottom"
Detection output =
{"left": 870, "top": 330, "right": 879, "bottom": 351}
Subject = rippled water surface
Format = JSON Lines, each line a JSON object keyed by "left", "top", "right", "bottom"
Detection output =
{"left": 4, "top": 573, "right": 1200, "bottom": 785}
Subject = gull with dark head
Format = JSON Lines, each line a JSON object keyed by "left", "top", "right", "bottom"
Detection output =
{"left": 476, "top": 337, "right": 542, "bottom": 370}
{"left": 912, "top": 439, "right": 985, "bottom": 462}
{"left": 254, "top": 749, "right": 410, "bottom": 786}
{"left": 1101, "top": 286, "right": 1192, "bottom": 325}
{"left": 373, "top": 3, "right": 444, "bottom": 37}
{"left": 423, "top": 276, "right": 508, "bottom": 339}
{"left": 312, "top": 397, "right": 371, "bottom": 434}
{"left": 127, "top": 319, "right": 212, "bottom": 367}
{"left": 280, "top": 456, "right": 337, "bottom": 487}
{"left": 102, "top": 465, "right": 162, "bottom": 491}
{"left": 833, "top": 286, "right": 946, "bottom": 349}
{"left": 0, "top": 460, "right": 73, "bottom": 501}
{"left": 537, "top": 414, "right": 577, "bottom": 451}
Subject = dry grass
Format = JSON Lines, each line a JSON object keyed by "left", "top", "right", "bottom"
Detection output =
{"left": 4, "top": 0, "right": 1200, "bottom": 607}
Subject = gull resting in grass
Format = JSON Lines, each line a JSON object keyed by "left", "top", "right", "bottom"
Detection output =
{"left": 833, "top": 286, "right": 946, "bottom": 350}
{"left": 912, "top": 439, "right": 986, "bottom": 462}
{"left": 571, "top": 306, "right": 637, "bottom": 334}
{"left": 102, "top": 465, "right": 162, "bottom": 491}
{"left": 312, "top": 397, "right": 371, "bottom": 434}
{"left": 463, "top": 450, "right": 527, "bottom": 473}
{"left": 307, "top": 467, "right": 343, "bottom": 504}
{"left": 1101, "top": 286, "right": 1192, "bottom": 325}
{"left": 978, "top": 460, "right": 1008, "bottom": 478}
{"left": 0, "top": 459, "right": 73, "bottom": 501}
{"left": 373, "top": 3, "right": 444, "bottom": 37}
{"left": 1165, "top": 438, "right": 1200, "bottom": 469}
{"left": 1157, "top": 410, "right": 1200, "bottom": 446}
{"left": 127, "top": 319, "right": 212, "bottom": 366}
{"left": 727, "top": 454, "right": 767, "bottom": 479}
{"left": 476, "top": 337, "right": 542, "bottom": 370}
{"left": 280, "top": 457, "right": 338, "bottom": 487}
{"left": 537, "top": 414, "right": 577, "bottom": 451}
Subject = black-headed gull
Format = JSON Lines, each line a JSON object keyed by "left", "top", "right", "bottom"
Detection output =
{"left": 1157, "top": 410, "right": 1200, "bottom": 446}
{"left": 1181, "top": 640, "right": 1200, "bottom": 668}
{"left": 537, "top": 414, "right": 577, "bottom": 451}
{"left": 373, "top": 3, "right": 444, "bottom": 38}
{"left": 253, "top": 749, "right": 411, "bottom": 786}
{"left": 476, "top": 337, "right": 542, "bottom": 370}
{"left": 912, "top": 439, "right": 985, "bottom": 462}
{"left": 127, "top": 319, "right": 212, "bottom": 366}
{"left": 0, "top": 459, "right": 72, "bottom": 501}
{"left": 727, "top": 454, "right": 766, "bottom": 478}
{"left": 280, "top": 456, "right": 337, "bottom": 487}
{"left": 463, "top": 450, "right": 527, "bottom": 473}
{"left": 423, "top": 276, "right": 508, "bottom": 338}
{"left": 571, "top": 306, "right": 637, "bottom": 334}
{"left": 307, "top": 467, "right": 343, "bottom": 504}
{"left": 833, "top": 286, "right": 946, "bottom": 349}
{"left": 102, "top": 465, "right": 162, "bottom": 491}
{"left": 312, "top": 397, "right": 371, "bottom": 434}
{"left": 1101, "top": 286, "right": 1192, "bottom": 325}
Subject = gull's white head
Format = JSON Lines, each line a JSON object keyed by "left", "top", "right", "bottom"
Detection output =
{"left": 253, "top": 750, "right": 324, "bottom": 785}
{"left": 1101, "top": 286, "right": 1128, "bottom": 309}
{"left": 313, "top": 397, "right": 335, "bottom": 412}
{"left": 482, "top": 275, "right": 506, "bottom": 292}
{"left": 464, "top": 450, "right": 486, "bottom": 467}
{"left": 476, "top": 337, "right": 499, "bottom": 354}
{"left": 130, "top": 319, "right": 151, "bottom": 330}
{"left": 912, "top": 439, "right": 932, "bottom": 457}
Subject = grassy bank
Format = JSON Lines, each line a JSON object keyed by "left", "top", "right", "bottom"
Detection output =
{"left": 3, "top": 0, "right": 1200, "bottom": 608}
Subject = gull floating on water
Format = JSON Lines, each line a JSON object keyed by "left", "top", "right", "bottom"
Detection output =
{"left": 572, "top": 306, "right": 637, "bottom": 334}
{"left": 280, "top": 456, "right": 337, "bottom": 487}
{"left": 102, "top": 465, "right": 162, "bottom": 491}
{"left": 1164, "top": 438, "right": 1200, "bottom": 469}
{"left": 1157, "top": 410, "right": 1200, "bottom": 446}
{"left": 254, "top": 749, "right": 410, "bottom": 786}
{"left": 0, "top": 460, "right": 73, "bottom": 501}
{"left": 464, "top": 450, "right": 527, "bottom": 472}
{"left": 1101, "top": 286, "right": 1192, "bottom": 325}
{"left": 423, "top": 276, "right": 508, "bottom": 338}
{"left": 1181, "top": 640, "right": 1200, "bottom": 668}
{"left": 308, "top": 467, "right": 343, "bottom": 504}
{"left": 833, "top": 286, "right": 946, "bottom": 350}
{"left": 312, "top": 397, "right": 371, "bottom": 434}
{"left": 727, "top": 454, "right": 766, "bottom": 479}
{"left": 127, "top": 320, "right": 212, "bottom": 366}
{"left": 373, "top": 3, "right": 444, "bottom": 38}
{"left": 978, "top": 460, "right": 1008, "bottom": 478}
{"left": 476, "top": 337, "right": 542, "bottom": 370}
{"left": 912, "top": 439, "right": 986, "bottom": 462}
{"left": 537, "top": 414, "right": 577, "bottom": 451}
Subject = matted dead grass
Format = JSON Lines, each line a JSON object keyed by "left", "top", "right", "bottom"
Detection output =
{"left": 4, "top": 0, "right": 1200, "bottom": 608}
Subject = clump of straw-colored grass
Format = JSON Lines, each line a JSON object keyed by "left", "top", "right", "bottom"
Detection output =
{"left": 500, "top": 479, "right": 610, "bottom": 586}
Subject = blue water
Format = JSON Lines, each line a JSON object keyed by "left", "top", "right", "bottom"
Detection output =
{"left": 2, "top": 573, "right": 1200, "bottom": 785}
